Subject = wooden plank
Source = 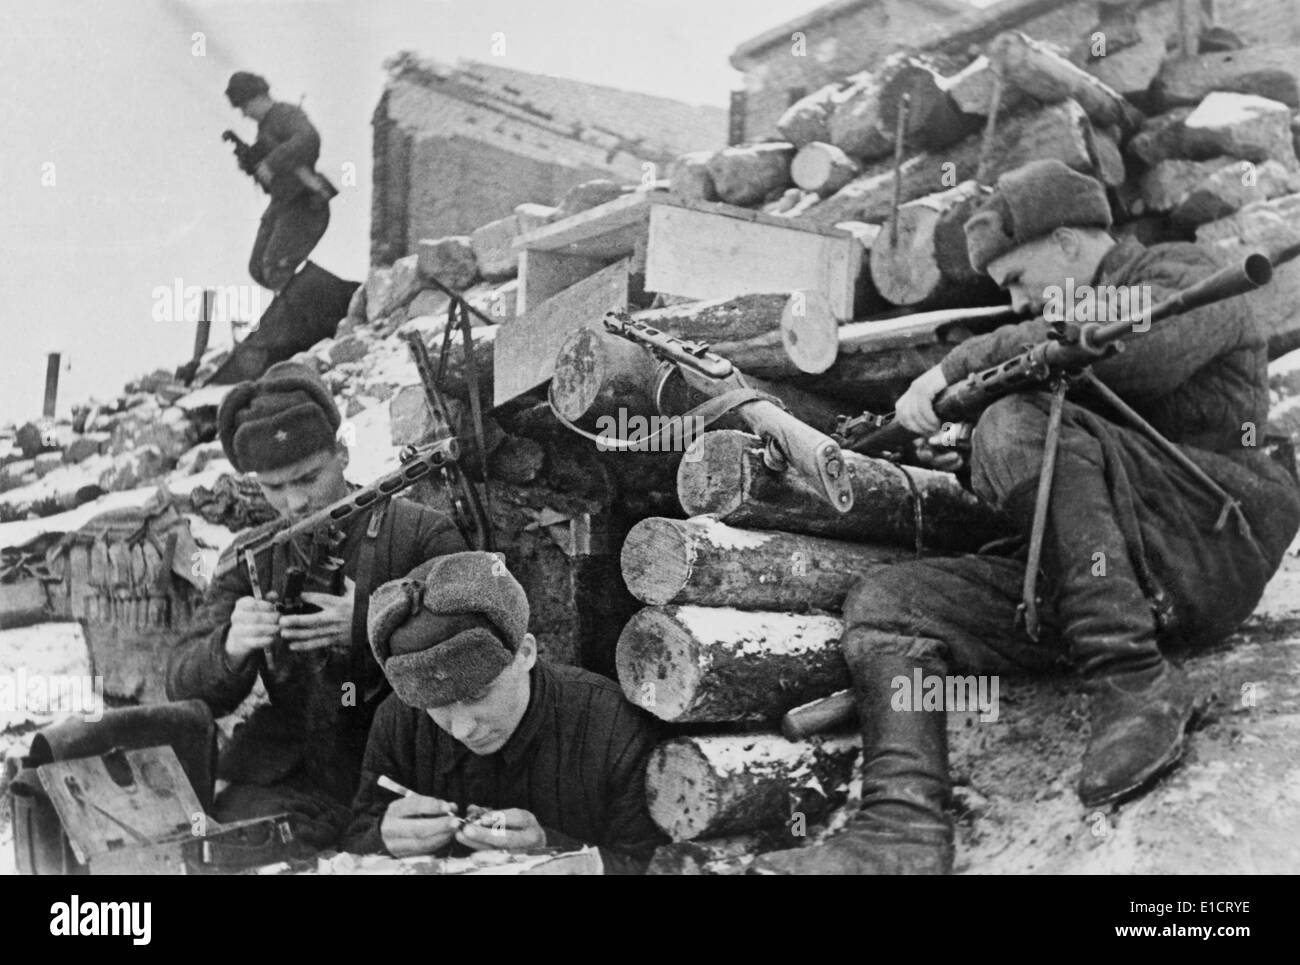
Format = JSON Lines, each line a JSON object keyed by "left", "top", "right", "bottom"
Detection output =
{"left": 667, "top": 195, "right": 851, "bottom": 237}
{"left": 511, "top": 192, "right": 653, "bottom": 255}
{"left": 646, "top": 204, "right": 859, "bottom": 320}
{"left": 516, "top": 249, "right": 611, "bottom": 315}
{"left": 495, "top": 259, "right": 630, "bottom": 407}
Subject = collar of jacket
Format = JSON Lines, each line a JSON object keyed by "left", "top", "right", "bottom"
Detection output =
{"left": 1091, "top": 235, "right": 1147, "bottom": 287}
{"left": 434, "top": 661, "right": 551, "bottom": 775}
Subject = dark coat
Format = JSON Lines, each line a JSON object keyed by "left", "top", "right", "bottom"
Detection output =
{"left": 943, "top": 238, "right": 1300, "bottom": 643}
{"left": 247, "top": 102, "right": 321, "bottom": 203}
{"left": 165, "top": 497, "right": 466, "bottom": 805}
{"left": 341, "top": 661, "right": 668, "bottom": 874}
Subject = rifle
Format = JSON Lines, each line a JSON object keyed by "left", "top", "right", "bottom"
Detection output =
{"left": 836, "top": 255, "right": 1273, "bottom": 460}
{"left": 601, "top": 312, "right": 855, "bottom": 514}
{"left": 400, "top": 330, "right": 493, "bottom": 551}
{"left": 213, "top": 440, "right": 458, "bottom": 666}
{"left": 221, "top": 130, "right": 338, "bottom": 204}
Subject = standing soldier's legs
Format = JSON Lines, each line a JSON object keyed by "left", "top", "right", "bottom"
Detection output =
{"left": 257, "top": 194, "right": 331, "bottom": 293}
{"left": 248, "top": 202, "right": 280, "bottom": 289}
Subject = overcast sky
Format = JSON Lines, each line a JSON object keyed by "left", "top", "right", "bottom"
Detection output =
{"left": 0, "top": 0, "right": 974, "bottom": 424}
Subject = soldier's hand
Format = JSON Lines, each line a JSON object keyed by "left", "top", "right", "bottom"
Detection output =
{"left": 380, "top": 793, "right": 461, "bottom": 857}
{"left": 456, "top": 807, "right": 546, "bottom": 853}
{"left": 280, "top": 577, "right": 356, "bottom": 651}
{"left": 255, "top": 161, "right": 275, "bottom": 186}
{"left": 911, "top": 427, "right": 968, "bottom": 473}
{"left": 225, "top": 596, "right": 281, "bottom": 665}
{"left": 895, "top": 364, "right": 949, "bottom": 436}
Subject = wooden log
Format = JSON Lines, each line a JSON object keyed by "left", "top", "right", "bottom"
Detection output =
{"left": 1141, "top": 158, "right": 1300, "bottom": 225}
{"left": 668, "top": 151, "right": 719, "bottom": 203}
{"left": 1129, "top": 107, "right": 1196, "bottom": 166}
{"left": 806, "top": 99, "right": 1100, "bottom": 229}
{"left": 676, "top": 430, "right": 1005, "bottom": 550}
{"left": 776, "top": 83, "right": 843, "bottom": 148}
{"left": 788, "top": 303, "right": 1018, "bottom": 409}
{"left": 551, "top": 327, "right": 842, "bottom": 433}
{"left": 1196, "top": 193, "right": 1300, "bottom": 263}
{"left": 1181, "top": 92, "right": 1300, "bottom": 169}
{"left": 990, "top": 30, "right": 1143, "bottom": 133}
{"left": 827, "top": 71, "right": 893, "bottom": 162}
{"left": 1155, "top": 46, "right": 1300, "bottom": 111}
{"left": 706, "top": 143, "right": 796, "bottom": 207}
{"left": 1172, "top": 160, "right": 1300, "bottom": 228}
{"left": 798, "top": 341, "right": 956, "bottom": 410}
{"left": 647, "top": 833, "right": 778, "bottom": 875}
{"left": 942, "top": 55, "right": 1027, "bottom": 116}
{"left": 791, "top": 142, "right": 861, "bottom": 196}
{"left": 870, "top": 181, "right": 995, "bottom": 308}
{"left": 550, "top": 326, "right": 662, "bottom": 427}
{"left": 645, "top": 734, "right": 861, "bottom": 840}
{"left": 1084, "top": 26, "right": 1166, "bottom": 100}
{"left": 876, "top": 54, "right": 982, "bottom": 152}
{"left": 634, "top": 291, "right": 840, "bottom": 377}
{"left": 1087, "top": 124, "right": 1128, "bottom": 189}
{"left": 621, "top": 516, "right": 911, "bottom": 610}
{"left": 782, "top": 689, "right": 857, "bottom": 741}
{"left": 616, "top": 604, "right": 849, "bottom": 723}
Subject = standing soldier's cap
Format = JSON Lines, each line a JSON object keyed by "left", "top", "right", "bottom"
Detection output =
{"left": 963, "top": 159, "right": 1113, "bottom": 274}
{"left": 225, "top": 71, "right": 270, "bottom": 107}
{"left": 367, "top": 552, "right": 530, "bottom": 708}
{"left": 217, "top": 361, "right": 341, "bottom": 473}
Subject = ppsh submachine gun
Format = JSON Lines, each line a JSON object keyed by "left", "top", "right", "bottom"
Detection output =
{"left": 835, "top": 255, "right": 1273, "bottom": 461}
{"left": 212, "top": 440, "right": 460, "bottom": 667}
{"left": 595, "top": 312, "right": 855, "bottom": 514}
{"left": 221, "top": 129, "right": 338, "bottom": 205}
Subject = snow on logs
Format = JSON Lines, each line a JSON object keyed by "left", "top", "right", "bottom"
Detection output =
{"left": 631, "top": 290, "right": 841, "bottom": 377}
{"left": 645, "top": 733, "right": 862, "bottom": 840}
{"left": 706, "top": 143, "right": 796, "bottom": 207}
{"left": 616, "top": 605, "right": 849, "bottom": 724}
{"left": 620, "top": 515, "right": 911, "bottom": 610}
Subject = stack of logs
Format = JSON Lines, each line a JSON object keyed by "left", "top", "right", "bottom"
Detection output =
{"left": 551, "top": 20, "right": 1300, "bottom": 871}
{"left": 612, "top": 428, "right": 1005, "bottom": 864}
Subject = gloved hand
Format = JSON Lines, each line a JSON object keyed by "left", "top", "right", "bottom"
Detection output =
{"left": 278, "top": 790, "right": 353, "bottom": 853}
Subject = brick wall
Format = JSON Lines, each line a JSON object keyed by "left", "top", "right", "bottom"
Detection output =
{"left": 371, "top": 79, "right": 668, "bottom": 264}
{"left": 405, "top": 135, "right": 614, "bottom": 242}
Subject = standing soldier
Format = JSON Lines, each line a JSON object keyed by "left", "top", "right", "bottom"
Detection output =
{"left": 224, "top": 71, "right": 334, "bottom": 293}
{"left": 756, "top": 159, "right": 1300, "bottom": 875}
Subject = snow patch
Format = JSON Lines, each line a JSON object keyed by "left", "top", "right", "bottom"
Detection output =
{"left": 671, "top": 605, "right": 843, "bottom": 657}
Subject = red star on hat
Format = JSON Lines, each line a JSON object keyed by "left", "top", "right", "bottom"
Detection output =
{"left": 274, "top": 429, "right": 289, "bottom": 443}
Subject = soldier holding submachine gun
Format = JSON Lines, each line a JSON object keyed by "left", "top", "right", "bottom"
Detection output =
{"left": 165, "top": 362, "right": 468, "bottom": 852}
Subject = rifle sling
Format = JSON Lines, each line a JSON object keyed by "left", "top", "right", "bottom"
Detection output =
{"left": 349, "top": 503, "right": 385, "bottom": 701}
{"left": 1017, "top": 380, "right": 1067, "bottom": 642}
{"left": 546, "top": 385, "right": 787, "bottom": 451}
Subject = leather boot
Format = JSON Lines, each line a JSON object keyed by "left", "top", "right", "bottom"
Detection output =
{"left": 1005, "top": 445, "right": 1197, "bottom": 808}
{"left": 751, "top": 648, "right": 953, "bottom": 875}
